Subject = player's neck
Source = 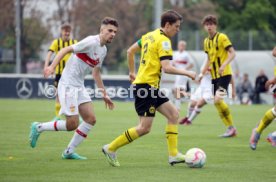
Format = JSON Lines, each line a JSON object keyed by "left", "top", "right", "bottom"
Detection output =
{"left": 99, "top": 34, "right": 106, "bottom": 46}
{"left": 208, "top": 31, "right": 217, "bottom": 39}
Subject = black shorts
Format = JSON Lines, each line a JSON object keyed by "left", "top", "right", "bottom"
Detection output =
{"left": 54, "top": 74, "right": 61, "bottom": 88}
{"left": 212, "top": 75, "right": 232, "bottom": 95}
{"left": 134, "top": 84, "right": 169, "bottom": 117}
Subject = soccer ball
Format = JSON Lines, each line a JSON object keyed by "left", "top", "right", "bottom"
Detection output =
{"left": 185, "top": 148, "right": 206, "bottom": 168}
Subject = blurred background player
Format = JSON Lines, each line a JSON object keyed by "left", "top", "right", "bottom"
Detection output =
{"left": 29, "top": 17, "right": 118, "bottom": 159}
{"left": 200, "top": 15, "right": 237, "bottom": 137}
{"left": 44, "top": 23, "right": 77, "bottom": 121}
{"left": 179, "top": 59, "right": 212, "bottom": 125}
{"left": 172, "top": 40, "right": 194, "bottom": 111}
{"left": 102, "top": 10, "right": 196, "bottom": 167}
{"left": 250, "top": 46, "right": 276, "bottom": 150}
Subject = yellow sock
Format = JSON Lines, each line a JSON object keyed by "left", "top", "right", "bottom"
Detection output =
{"left": 55, "top": 102, "right": 61, "bottom": 117}
{"left": 215, "top": 100, "right": 233, "bottom": 127}
{"left": 166, "top": 124, "right": 178, "bottom": 157}
{"left": 256, "top": 108, "right": 276, "bottom": 133}
{"left": 108, "top": 127, "right": 139, "bottom": 152}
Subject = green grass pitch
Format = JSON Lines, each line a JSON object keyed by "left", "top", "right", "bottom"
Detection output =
{"left": 1, "top": 99, "right": 276, "bottom": 182}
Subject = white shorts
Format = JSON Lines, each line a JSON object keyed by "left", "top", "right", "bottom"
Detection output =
{"left": 58, "top": 84, "right": 91, "bottom": 116}
{"left": 174, "top": 75, "right": 188, "bottom": 90}
{"left": 190, "top": 87, "right": 213, "bottom": 104}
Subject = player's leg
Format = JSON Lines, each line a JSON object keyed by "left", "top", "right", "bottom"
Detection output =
{"left": 179, "top": 87, "right": 200, "bottom": 125}
{"left": 250, "top": 106, "right": 276, "bottom": 150}
{"left": 62, "top": 102, "right": 95, "bottom": 160}
{"left": 213, "top": 76, "right": 237, "bottom": 137}
{"left": 53, "top": 74, "right": 61, "bottom": 120}
{"left": 157, "top": 101, "right": 185, "bottom": 165}
{"left": 267, "top": 131, "right": 276, "bottom": 147}
{"left": 187, "top": 88, "right": 212, "bottom": 124}
{"left": 102, "top": 84, "right": 155, "bottom": 166}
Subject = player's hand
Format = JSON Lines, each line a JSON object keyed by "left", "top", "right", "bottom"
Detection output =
{"left": 103, "top": 95, "right": 114, "bottom": 110}
{"left": 218, "top": 64, "right": 226, "bottom": 76}
{"left": 44, "top": 66, "right": 54, "bottom": 78}
{"left": 129, "top": 72, "right": 136, "bottom": 83}
{"left": 188, "top": 71, "right": 196, "bottom": 80}
{"left": 265, "top": 78, "right": 276, "bottom": 90}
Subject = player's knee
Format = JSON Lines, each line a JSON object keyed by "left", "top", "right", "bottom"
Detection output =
{"left": 67, "top": 120, "right": 79, "bottom": 131}
{"left": 169, "top": 110, "right": 179, "bottom": 122}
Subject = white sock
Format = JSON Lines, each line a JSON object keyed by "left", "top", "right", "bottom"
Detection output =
{"left": 64, "top": 121, "right": 93, "bottom": 154}
{"left": 188, "top": 106, "right": 201, "bottom": 122}
{"left": 175, "top": 99, "right": 181, "bottom": 110}
{"left": 187, "top": 104, "right": 194, "bottom": 117}
{"left": 37, "top": 120, "right": 67, "bottom": 132}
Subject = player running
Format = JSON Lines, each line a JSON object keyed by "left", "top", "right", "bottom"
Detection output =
{"left": 102, "top": 10, "right": 196, "bottom": 167}
{"left": 29, "top": 17, "right": 118, "bottom": 159}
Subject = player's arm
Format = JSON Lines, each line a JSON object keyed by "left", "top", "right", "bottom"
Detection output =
{"left": 127, "top": 41, "right": 141, "bottom": 83}
{"left": 198, "top": 57, "right": 210, "bottom": 81}
{"left": 219, "top": 46, "right": 236, "bottom": 75}
{"left": 44, "top": 46, "right": 73, "bottom": 78}
{"left": 92, "top": 67, "right": 114, "bottom": 110}
{"left": 161, "top": 60, "right": 196, "bottom": 80}
{"left": 272, "top": 46, "right": 276, "bottom": 57}
{"left": 44, "top": 51, "right": 54, "bottom": 70}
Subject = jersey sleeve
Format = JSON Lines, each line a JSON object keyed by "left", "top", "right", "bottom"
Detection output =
{"left": 72, "top": 36, "right": 93, "bottom": 53}
{"left": 137, "top": 39, "right": 142, "bottom": 48}
{"left": 48, "top": 39, "right": 58, "bottom": 52}
{"left": 220, "top": 33, "right": 232, "bottom": 50}
{"left": 158, "top": 37, "right": 173, "bottom": 61}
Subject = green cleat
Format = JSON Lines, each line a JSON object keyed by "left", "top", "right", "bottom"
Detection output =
{"left": 29, "top": 122, "right": 41, "bottom": 148}
{"left": 102, "top": 144, "right": 120, "bottom": 167}
{"left": 62, "top": 152, "right": 87, "bottom": 160}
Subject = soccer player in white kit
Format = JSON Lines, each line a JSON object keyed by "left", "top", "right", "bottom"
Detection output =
{"left": 179, "top": 59, "right": 213, "bottom": 125}
{"left": 29, "top": 17, "right": 118, "bottom": 160}
{"left": 172, "top": 40, "right": 194, "bottom": 110}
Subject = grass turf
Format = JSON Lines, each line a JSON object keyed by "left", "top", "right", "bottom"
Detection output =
{"left": 0, "top": 99, "right": 276, "bottom": 182}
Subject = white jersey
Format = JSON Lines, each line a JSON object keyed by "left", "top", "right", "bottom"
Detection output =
{"left": 172, "top": 51, "right": 192, "bottom": 69}
{"left": 199, "top": 73, "right": 212, "bottom": 89}
{"left": 60, "top": 35, "right": 107, "bottom": 87}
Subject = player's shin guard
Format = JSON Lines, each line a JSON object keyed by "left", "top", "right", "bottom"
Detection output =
{"left": 37, "top": 120, "right": 67, "bottom": 132}
{"left": 256, "top": 108, "right": 276, "bottom": 134}
{"left": 64, "top": 121, "right": 92, "bottom": 154}
{"left": 215, "top": 100, "right": 233, "bottom": 127}
{"left": 108, "top": 127, "right": 139, "bottom": 152}
{"left": 55, "top": 102, "right": 61, "bottom": 117}
{"left": 166, "top": 124, "right": 178, "bottom": 156}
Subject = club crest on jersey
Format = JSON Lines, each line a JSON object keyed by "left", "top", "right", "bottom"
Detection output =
{"left": 70, "top": 105, "right": 75, "bottom": 113}
{"left": 162, "top": 41, "right": 171, "bottom": 51}
{"left": 76, "top": 53, "right": 100, "bottom": 67}
{"left": 149, "top": 106, "right": 156, "bottom": 114}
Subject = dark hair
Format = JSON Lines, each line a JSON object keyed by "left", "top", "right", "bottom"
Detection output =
{"left": 202, "top": 15, "right": 218, "bottom": 25}
{"left": 101, "top": 17, "right": 119, "bottom": 27}
{"left": 61, "top": 22, "right": 72, "bottom": 30}
{"left": 161, "top": 10, "right": 183, "bottom": 27}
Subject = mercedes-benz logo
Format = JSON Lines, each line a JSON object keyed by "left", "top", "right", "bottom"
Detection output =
{"left": 16, "top": 78, "right": 33, "bottom": 99}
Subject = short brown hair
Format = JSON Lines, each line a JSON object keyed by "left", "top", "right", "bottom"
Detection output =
{"left": 202, "top": 15, "right": 218, "bottom": 25}
{"left": 161, "top": 10, "right": 183, "bottom": 27}
{"left": 101, "top": 17, "right": 119, "bottom": 27}
{"left": 61, "top": 22, "right": 71, "bottom": 30}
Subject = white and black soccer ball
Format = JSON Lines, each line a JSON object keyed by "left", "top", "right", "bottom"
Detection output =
{"left": 185, "top": 148, "right": 206, "bottom": 168}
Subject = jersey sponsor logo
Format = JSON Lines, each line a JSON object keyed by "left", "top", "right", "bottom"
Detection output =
{"left": 162, "top": 41, "right": 171, "bottom": 51}
{"left": 76, "top": 53, "right": 100, "bottom": 67}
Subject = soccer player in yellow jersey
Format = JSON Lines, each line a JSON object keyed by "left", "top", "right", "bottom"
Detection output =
{"left": 44, "top": 23, "right": 77, "bottom": 120}
{"left": 199, "top": 15, "right": 237, "bottom": 137}
{"left": 250, "top": 46, "right": 276, "bottom": 150}
{"left": 102, "top": 10, "right": 196, "bottom": 167}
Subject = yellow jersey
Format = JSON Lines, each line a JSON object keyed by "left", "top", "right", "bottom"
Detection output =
{"left": 133, "top": 29, "right": 173, "bottom": 88}
{"left": 203, "top": 32, "right": 233, "bottom": 79}
{"left": 48, "top": 38, "right": 77, "bottom": 75}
